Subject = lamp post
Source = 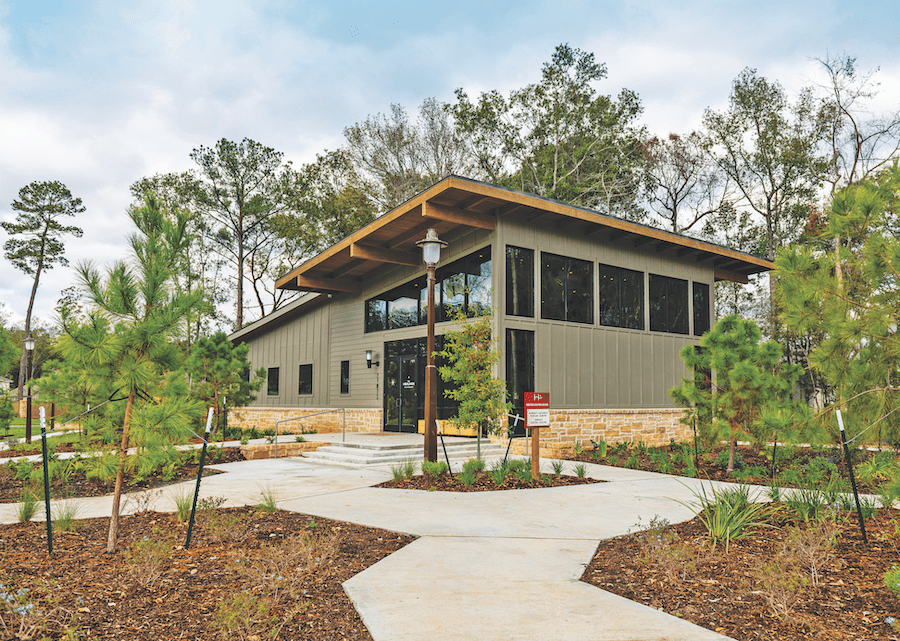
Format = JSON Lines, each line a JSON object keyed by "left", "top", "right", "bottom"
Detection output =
{"left": 417, "top": 228, "right": 447, "bottom": 462}
{"left": 24, "top": 336, "right": 35, "bottom": 444}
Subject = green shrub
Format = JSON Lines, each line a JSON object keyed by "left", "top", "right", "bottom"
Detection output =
{"left": 174, "top": 491, "right": 193, "bottom": 523}
{"left": 421, "top": 460, "right": 449, "bottom": 477}
{"left": 681, "top": 483, "right": 769, "bottom": 550}
{"left": 489, "top": 460, "right": 509, "bottom": 485}
{"left": 17, "top": 488, "right": 38, "bottom": 523}
{"left": 885, "top": 566, "right": 900, "bottom": 599}
{"left": 574, "top": 463, "right": 587, "bottom": 479}
{"left": 462, "top": 458, "right": 485, "bottom": 475}
{"left": 591, "top": 438, "right": 607, "bottom": 458}
{"left": 714, "top": 449, "right": 744, "bottom": 470}
{"left": 550, "top": 460, "right": 564, "bottom": 476}
{"left": 458, "top": 467, "right": 477, "bottom": 486}
{"left": 625, "top": 454, "right": 639, "bottom": 469}
{"left": 732, "top": 465, "right": 767, "bottom": 480}
{"left": 784, "top": 486, "right": 827, "bottom": 523}
{"left": 390, "top": 459, "right": 416, "bottom": 482}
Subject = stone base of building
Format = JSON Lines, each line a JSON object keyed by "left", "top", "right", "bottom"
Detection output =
{"left": 490, "top": 408, "right": 689, "bottom": 459}
{"left": 240, "top": 441, "right": 323, "bottom": 460}
{"left": 227, "top": 407, "right": 383, "bottom": 435}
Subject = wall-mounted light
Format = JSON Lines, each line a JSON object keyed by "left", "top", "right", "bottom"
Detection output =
{"left": 366, "top": 350, "right": 380, "bottom": 368}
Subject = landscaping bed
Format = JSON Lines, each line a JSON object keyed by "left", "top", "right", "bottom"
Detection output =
{"left": 584, "top": 507, "right": 900, "bottom": 641}
{"left": 0, "top": 447, "right": 245, "bottom": 503}
{"left": 568, "top": 441, "right": 883, "bottom": 494}
{"left": 0, "top": 507, "right": 413, "bottom": 640}
{"left": 376, "top": 457, "right": 603, "bottom": 491}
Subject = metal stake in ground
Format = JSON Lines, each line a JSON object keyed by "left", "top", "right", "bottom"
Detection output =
{"left": 39, "top": 406, "right": 53, "bottom": 555}
{"left": 837, "top": 410, "right": 867, "bottom": 546}
{"left": 436, "top": 421, "right": 453, "bottom": 479}
{"left": 185, "top": 408, "right": 214, "bottom": 550}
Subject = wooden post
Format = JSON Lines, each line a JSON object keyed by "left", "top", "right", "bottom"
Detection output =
{"left": 531, "top": 426, "right": 540, "bottom": 478}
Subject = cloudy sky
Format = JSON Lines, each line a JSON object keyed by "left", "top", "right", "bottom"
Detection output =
{"left": 1, "top": 0, "right": 898, "bottom": 329}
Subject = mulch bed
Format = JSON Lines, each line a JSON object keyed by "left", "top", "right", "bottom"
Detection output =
{"left": 584, "top": 509, "right": 900, "bottom": 641}
{"left": 0, "top": 448, "right": 245, "bottom": 503}
{"left": 0, "top": 508, "right": 413, "bottom": 640}
{"left": 0, "top": 439, "right": 81, "bottom": 459}
{"left": 569, "top": 443, "right": 880, "bottom": 493}
{"left": 376, "top": 472, "right": 601, "bottom": 491}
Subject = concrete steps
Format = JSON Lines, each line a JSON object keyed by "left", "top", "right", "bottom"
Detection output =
{"left": 303, "top": 439, "right": 504, "bottom": 466}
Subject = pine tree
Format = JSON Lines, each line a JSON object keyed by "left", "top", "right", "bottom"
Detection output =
{"left": 62, "top": 196, "right": 203, "bottom": 552}
{"left": 777, "top": 163, "right": 900, "bottom": 445}
{"left": 670, "top": 315, "right": 804, "bottom": 471}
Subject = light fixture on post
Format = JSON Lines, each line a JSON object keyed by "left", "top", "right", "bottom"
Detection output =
{"left": 416, "top": 228, "right": 447, "bottom": 462}
{"left": 23, "top": 336, "right": 35, "bottom": 444}
{"left": 366, "top": 350, "right": 380, "bottom": 369}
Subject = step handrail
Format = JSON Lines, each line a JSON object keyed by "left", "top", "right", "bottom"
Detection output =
{"left": 274, "top": 408, "right": 347, "bottom": 459}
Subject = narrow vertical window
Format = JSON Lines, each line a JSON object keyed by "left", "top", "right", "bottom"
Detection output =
{"left": 267, "top": 367, "right": 279, "bottom": 396}
{"left": 506, "top": 246, "right": 534, "bottom": 317}
{"left": 693, "top": 282, "right": 710, "bottom": 336}
{"left": 298, "top": 364, "right": 313, "bottom": 395}
{"left": 340, "top": 360, "right": 350, "bottom": 394}
{"left": 599, "top": 264, "right": 644, "bottom": 330}
{"left": 506, "top": 329, "right": 534, "bottom": 436}
{"left": 649, "top": 274, "right": 689, "bottom": 334}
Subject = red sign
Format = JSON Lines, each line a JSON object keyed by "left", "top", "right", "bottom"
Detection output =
{"left": 524, "top": 392, "right": 550, "bottom": 428}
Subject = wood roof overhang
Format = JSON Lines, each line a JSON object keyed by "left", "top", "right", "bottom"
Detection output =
{"left": 275, "top": 176, "right": 773, "bottom": 294}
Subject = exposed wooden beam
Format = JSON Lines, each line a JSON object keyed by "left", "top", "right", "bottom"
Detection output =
{"left": 328, "top": 259, "right": 362, "bottom": 280}
{"left": 385, "top": 220, "right": 435, "bottom": 250}
{"left": 715, "top": 268, "right": 749, "bottom": 285}
{"left": 455, "top": 194, "right": 492, "bottom": 210}
{"left": 496, "top": 203, "right": 528, "bottom": 216}
{"left": 422, "top": 201, "right": 496, "bottom": 230}
{"left": 350, "top": 243, "right": 420, "bottom": 267}
{"left": 289, "top": 275, "right": 363, "bottom": 293}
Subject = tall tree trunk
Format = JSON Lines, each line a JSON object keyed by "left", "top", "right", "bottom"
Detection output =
{"left": 17, "top": 262, "right": 43, "bottom": 403}
{"left": 106, "top": 390, "right": 135, "bottom": 553}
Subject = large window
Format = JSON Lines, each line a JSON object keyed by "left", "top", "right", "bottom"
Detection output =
{"left": 365, "top": 247, "right": 491, "bottom": 332}
{"left": 506, "top": 329, "right": 534, "bottom": 436}
{"left": 340, "top": 360, "right": 349, "bottom": 394}
{"left": 649, "top": 274, "right": 689, "bottom": 334}
{"left": 298, "top": 364, "right": 313, "bottom": 395}
{"left": 598, "top": 264, "right": 644, "bottom": 330}
{"left": 541, "top": 252, "right": 593, "bottom": 324}
{"left": 506, "top": 246, "right": 534, "bottom": 317}
{"left": 693, "top": 282, "right": 710, "bottom": 336}
{"left": 267, "top": 367, "right": 279, "bottom": 396}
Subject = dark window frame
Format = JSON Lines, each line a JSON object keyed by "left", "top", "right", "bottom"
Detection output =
{"left": 649, "top": 274, "right": 689, "bottom": 335}
{"left": 598, "top": 263, "right": 644, "bottom": 330}
{"left": 692, "top": 281, "right": 711, "bottom": 336}
{"left": 540, "top": 252, "right": 594, "bottom": 324}
{"left": 340, "top": 360, "right": 350, "bottom": 395}
{"left": 505, "top": 245, "right": 534, "bottom": 318}
{"left": 267, "top": 367, "right": 279, "bottom": 396}
{"left": 298, "top": 364, "right": 313, "bottom": 395}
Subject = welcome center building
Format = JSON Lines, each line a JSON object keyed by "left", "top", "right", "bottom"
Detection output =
{"left": 228, "top": 176, "right": 772, "bottom": 456}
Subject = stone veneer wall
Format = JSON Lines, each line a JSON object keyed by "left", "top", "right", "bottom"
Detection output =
{"left": 491, "top": 408, "right": 689, "bottom": 458}
{"left": 227, "top": 407, "right": 382, "bottom": 435}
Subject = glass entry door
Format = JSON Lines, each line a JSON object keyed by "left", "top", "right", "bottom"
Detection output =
{"left": 384, "top": 353, "right": 418, "bottom": 433}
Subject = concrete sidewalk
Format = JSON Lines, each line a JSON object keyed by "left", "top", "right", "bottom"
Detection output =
{"left": 1, "top": 455, "right": 736, "bottom": 641}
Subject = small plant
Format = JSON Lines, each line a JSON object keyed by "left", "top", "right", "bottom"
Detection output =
{"left": 239, "top": 434, "right": 250, "bottom": 445}
{"left": 574, "top": 463, "right": 587, "bottom": 478}
{"left": 17, "top": 488, "right": 38, "bottom": 523}
{"left": 390, "top": 458, "right": 416, "bottom": 481}
{"left": 123, "top": 488, "right": 162, "bottom": 515}
{"left": 458, "top": 467, "right": 477, "bottom": 486}
{"left": 173, "top": 490, "right": 194, "bottom": 523}
{"left": 625, "top": 454, "right": 640, "bottom": 469}
{"left": 784, "top": 486, "right": 827, "bottom": 523}
{"left": 630, "top": 515, "right": 695, "bottom": 582}
{"left": 257, "top": 486, "right": 278, "bottom": 513}
{"left": 490, "top": 460, "right": 509, "bottom": 485}
{"left": 462, "top": 458, "right": 485, "bottom": 475}
{"left": 294, "top": 435, "right": 305, "bottom": 443}
{"left": 52, "top": 500, "right": 81, "bottom": 532}
{"left": 515, "top": 465, "right": 533, "bottom": 483}
{"left": 123, "top": 528, "right": 174, "bottom": 588}
{"left": 885, "top": 565, "right": 900, "bottom": 599}
{"left": 714, "top": 448, "right": 744, "bottom": 470}
{"left": 607, "top": 455, "right": 619, "bottom": 466}
{"left": 0, "top": 578, "right": 79, "bottom": 640}
{"left": 636, "top": 441, "right": 648, "bottom": 455}
{"left": 574, "top": 440, "right": 584, "bottom": 455}
{"left": 680, "top": 483, "right": 769, "bottom": 550}
{"left": 591, "top": 438, "right": 608, "bottom": 458}
{"left": 421, "top": 460, "right": 449, "bottom": 477}
{"left": 550, "top": 459, "right": 564, "bottom": 476}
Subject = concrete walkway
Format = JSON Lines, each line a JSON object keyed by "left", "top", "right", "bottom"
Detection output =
{"left": 1, "top": 452, "right": 738, "bottom": 641}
